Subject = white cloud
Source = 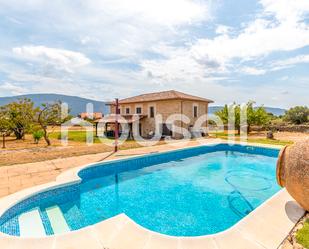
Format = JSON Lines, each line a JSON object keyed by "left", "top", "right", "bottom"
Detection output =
{"left": 215, "top": 25, "right": 232, "bottom": 35}
{"left": 1, "top": 0, "right": 308, "bottom": 107}
{"left": 260, "top": 0, "right": 309, "bottom": 22}
{"left": 271, "top": 54, "right": 309, "bottom": 70}
{"left": 141, "top": 0, "right": 309, "bottom": 79}
{"left": 81, "top": 0, "right": 210, "bottom": 57}
{"left": 13, "top": 46, "right": 91, "bottom": 73}
{"left": 241, "top": 66, "right": 266, "bottom": 75}
{"left": 0, "top": 82, "right": 26, "bottom": 96}
{"left": 83, "top": 0, "right": 209, "bottom": 26}
{"left": 141, "top": 47, "right": 202, "bottom": 83}
{"left": 80, "top": 36, "right": 100, "bottom": 45}
{"left": 0, "top": 0, "right": 209, "bottom": 26}
{"left": 191, "top": 19, "right": 309, "bottom": 67}
{"left": 238, "top": 54, "right": 309, "bottom": 75}
{"left": 1, "top": 0, "right": 211, "bottom": 59}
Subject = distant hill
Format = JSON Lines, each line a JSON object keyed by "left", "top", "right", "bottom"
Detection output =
{"left": 209, "top": 106, "right": 286, "bottom": 116}
{"left": 0, "top": 94, "right": 109, "bottom": 116}
{"left": 0, "top": 94, "right": 287, "bottom": 117}
{"left": 262, "top": 107, "right": 287, "bottom": 116}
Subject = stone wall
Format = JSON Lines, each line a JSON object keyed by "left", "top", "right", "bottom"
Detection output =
{"left": 251, "top": 124, "right": 309, "bottom": 133}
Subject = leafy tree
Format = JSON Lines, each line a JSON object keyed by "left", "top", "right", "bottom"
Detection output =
{"left": 215, "top": 104, "right": 229, "bottom": 125}
{"left": 216, "top": 103, "right": 241, "bottom": 134}
{"left": 283, "top": 106, "right": 309, "bottom": 124}
{"left": 0, "top": 111, "right": 11, "bottom": 148}
{"left": 247, "top": 102, "right": 270, "bottom": 132}
{"left": 36, "top": 102, "right": 63, "bottom": 146}
{"left": 0, "top": 98, "right": 37, "bottom": 139}
{"left": 215, "top": 102, "right": 270, "bottom": 134}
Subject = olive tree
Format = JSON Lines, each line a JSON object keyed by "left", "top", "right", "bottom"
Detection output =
{"left": 0, "top": 112, "right": 11, "bottom": 148}
{"left": 284, "top": 106, "right": 309, "bottom": 124}
{"left": 246, "top": 102, "right": 270, "bottom": 133}
{"left": 36, "top": 102, "right": 63, "bottom": 146}
{"left": 216, "top": 102, "right": 270, "bottom": 134}
{"left": 0, "top": 98, "right": 36, "bottom": 139}
{"left": 216, "top": 103, "right": 241, "bottom": 134}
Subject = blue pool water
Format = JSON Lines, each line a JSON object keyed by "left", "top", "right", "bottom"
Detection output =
{"left": 0, "top": 144, "right": 280, "bottom": 237}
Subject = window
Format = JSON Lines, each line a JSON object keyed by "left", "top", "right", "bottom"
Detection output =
{"left": 194, "top": 105, "right": 198, "bottom": 118}
{"left": 136, "top": 107, "right": 142, "bottom": 114}
{"left": 149, "top": 106, "right": 154, "bottom": 118}
{"left": 126, "top": 108, "right": 130, "bottom": 114}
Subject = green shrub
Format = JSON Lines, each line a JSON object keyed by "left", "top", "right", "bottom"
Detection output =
{"left": 32, "top": 130, "right": 44, "bottom": 144}
{"left": 296, "top": 219, "right": 309, "bottom": 249}
{"left": 284, "top": 106, "right": 309, "bottom": 124}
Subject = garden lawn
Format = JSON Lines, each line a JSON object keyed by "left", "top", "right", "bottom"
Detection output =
{"left": 209, "top": 132, "right": 293, "bottom": 146}
{"left": 49, "top": 130, "right": 129, "bottom": 144}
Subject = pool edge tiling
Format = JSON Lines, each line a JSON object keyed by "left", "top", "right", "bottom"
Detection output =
{"left": 0, "top": 141, "right": 305, "bottom": 249}
{"left": 0, "top": 143, "right": 280, "bottom": 236}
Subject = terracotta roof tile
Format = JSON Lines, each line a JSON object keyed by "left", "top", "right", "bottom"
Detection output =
{"left": 109, "top": 90, "right": 213, "bottom": 104}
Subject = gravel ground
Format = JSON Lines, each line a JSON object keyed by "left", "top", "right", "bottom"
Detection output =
{"left": 281, "top": 213, "right": 309, "bottom": 249}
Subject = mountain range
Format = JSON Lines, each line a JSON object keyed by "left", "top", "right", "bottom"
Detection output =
{"left": 0, "top": 94, "right": 286, "bottom": 116}
{"left": 0, "top": 94, "right": 109, "bottom": 116}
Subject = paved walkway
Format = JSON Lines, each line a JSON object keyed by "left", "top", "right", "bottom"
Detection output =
{"left": 0, "top": 139, "right": 221, "bottom": 198}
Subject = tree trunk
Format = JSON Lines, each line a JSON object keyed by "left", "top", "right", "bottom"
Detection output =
{"left": 40, "top": 123, "right": 51, "bottom": 146}
{"left": 38, "top": 108, "right": 51, "bottom": 146}
{"left": 14, "top": 128, "right": 24, "bottom": 140}
{"left": 43, "top": 130, "right": 51, "bottom": 146}
{"left": 2, "top": 134, "right": 5, "bottom": 148}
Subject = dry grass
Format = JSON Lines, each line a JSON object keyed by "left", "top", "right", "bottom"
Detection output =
{"left": 1, "top": 128, "right": 308, "bottom": 166}
{"left": 0, "top": 128, "right": 162, "bottom": 166}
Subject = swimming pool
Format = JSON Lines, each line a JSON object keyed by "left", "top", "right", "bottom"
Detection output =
{"left": 0, "top": 144, "right": 280, "bottom": 237}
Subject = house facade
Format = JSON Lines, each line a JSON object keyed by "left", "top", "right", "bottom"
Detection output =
{"left": 106, "top": 90, "right": 213, "bottom": 139}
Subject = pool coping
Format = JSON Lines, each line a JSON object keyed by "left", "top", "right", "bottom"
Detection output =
{"left": 0, "top": 141, "right": 305, "bottom": 249}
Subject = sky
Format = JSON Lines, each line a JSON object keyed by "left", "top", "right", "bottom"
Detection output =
{"left": 0, "top": 0, "right": 308, "bottom": 108}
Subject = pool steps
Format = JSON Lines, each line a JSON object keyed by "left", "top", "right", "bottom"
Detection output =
{"left": 18, "top": 208, "right": 46, "bottom": 237}
{"left": 46, "top": 206, "right": 70, "bottom": 234}
{"left": 18, "top": 206, "right": 70, "bottom": 237}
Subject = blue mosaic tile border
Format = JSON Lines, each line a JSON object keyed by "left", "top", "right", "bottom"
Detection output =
{"left": 79, "top": 144, "right": 279, "bottom": 181}
{"left": 40, "top": 209, "right": 54, "bottom": 235}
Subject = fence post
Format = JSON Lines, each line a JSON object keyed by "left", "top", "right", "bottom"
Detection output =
{"left": 114, "top": 98, "right": 119, "bottom": 152}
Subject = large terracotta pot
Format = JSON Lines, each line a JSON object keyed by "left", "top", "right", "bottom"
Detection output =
{"left": 276, "top": 139, "right": 309, "bottom": 211}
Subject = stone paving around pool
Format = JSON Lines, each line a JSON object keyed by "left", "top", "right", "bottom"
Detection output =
{"left": 0, "top": 139, "right": 305, "bottom": 249}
